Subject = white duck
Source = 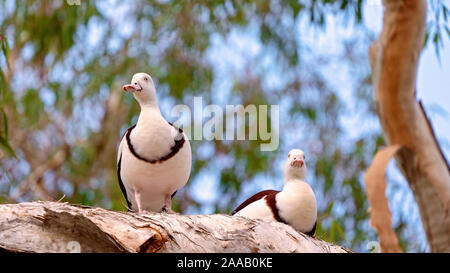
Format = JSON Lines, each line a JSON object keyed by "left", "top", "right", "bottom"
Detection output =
{"left": 117, "top": 73, "right": 191, "bottom": 213}
{"left": 232, "top": 149, "right": 317, "bottom": 236}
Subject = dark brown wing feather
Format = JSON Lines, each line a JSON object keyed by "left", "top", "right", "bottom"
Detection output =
{"left": 304, "top": 221, "right": 317, "bottom": 237}
{"left": 117, "top": 153, "right": 132, "bottom": 211}
{"left": 231, "top": 190, "right": 280, "bottom": 215}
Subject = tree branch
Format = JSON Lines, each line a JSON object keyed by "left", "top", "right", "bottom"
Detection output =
{"left": 0, "top": 201, "right": 350, "bottom": 253}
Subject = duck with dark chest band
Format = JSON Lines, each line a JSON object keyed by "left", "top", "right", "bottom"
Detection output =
{"left": 117, "top": 73, "right": 192, "bottom": 214}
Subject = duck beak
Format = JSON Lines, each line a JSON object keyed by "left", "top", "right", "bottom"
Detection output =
{"left": 122, "top": 84, "right": 135, "bottom": 92}
{"left": 291, "top": 159, "right": 304, "bottom": 167}
{"left": 122, "top": 83, "right": 142, "bottom": 92}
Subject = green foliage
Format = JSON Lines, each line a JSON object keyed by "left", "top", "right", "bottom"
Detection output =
{"left": 0, "top": 34, "right": 15, "bottom": 158}
{"left": 20, "top": 88, "right": 45, "bottom": 125}
{"left": 426, "top": 0, "right": 450, "bottom": 59}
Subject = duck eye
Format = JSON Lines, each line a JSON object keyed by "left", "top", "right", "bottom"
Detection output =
{"left": 144, "top": 77, "right": 148, "bottom": 81}
{"left": 288, "top": 154, "right": 290, "bottom": 158}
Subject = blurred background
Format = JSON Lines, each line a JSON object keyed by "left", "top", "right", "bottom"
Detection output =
{"left": 0, "top": 0, "right": 449, "bottom": 252}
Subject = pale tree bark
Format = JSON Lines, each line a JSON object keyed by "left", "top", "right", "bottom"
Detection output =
{"left": 0, "top": 201, "right": 350, "bottom": 253}
{"left": 365, "top": 145, "right": 403, "bottom": 253}
{"left": 369, "top": 0, "right": 450, "bottom": 252}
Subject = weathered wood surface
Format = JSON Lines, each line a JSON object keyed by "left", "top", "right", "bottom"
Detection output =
{"left": 0, "top": 201, "right": 350, "bottom": 253}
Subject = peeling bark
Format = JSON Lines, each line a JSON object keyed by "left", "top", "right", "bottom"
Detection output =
{"left": 0, "top": 201, "right": 350, "bottom": 253}
{"left": 364, "top": 145, "right": 403, "bottom": 253}
{"left": 369, "top": 0, "right": 450, "bottom": 252}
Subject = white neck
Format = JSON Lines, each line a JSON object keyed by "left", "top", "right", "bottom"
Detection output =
{"left": 137, "top": 104, "right": 162, "bottom": 125}
{"left": 283, "top": 166, "right": 306, "bottom": 185}
{"left": 283, "top": 177, "right": 307, "bottom": 186}
{"left": 137, "top": 97, "right": 159, "bottom": 109}
{"left": 140, "top": 102, "right": 160, "bottom": 111}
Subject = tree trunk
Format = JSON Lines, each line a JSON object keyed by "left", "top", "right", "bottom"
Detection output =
{"left": 0, "top": 201, "right": 350, "bottom": 253}
{"left": 369, "top": 0, "right": 450, "bottom": 252}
